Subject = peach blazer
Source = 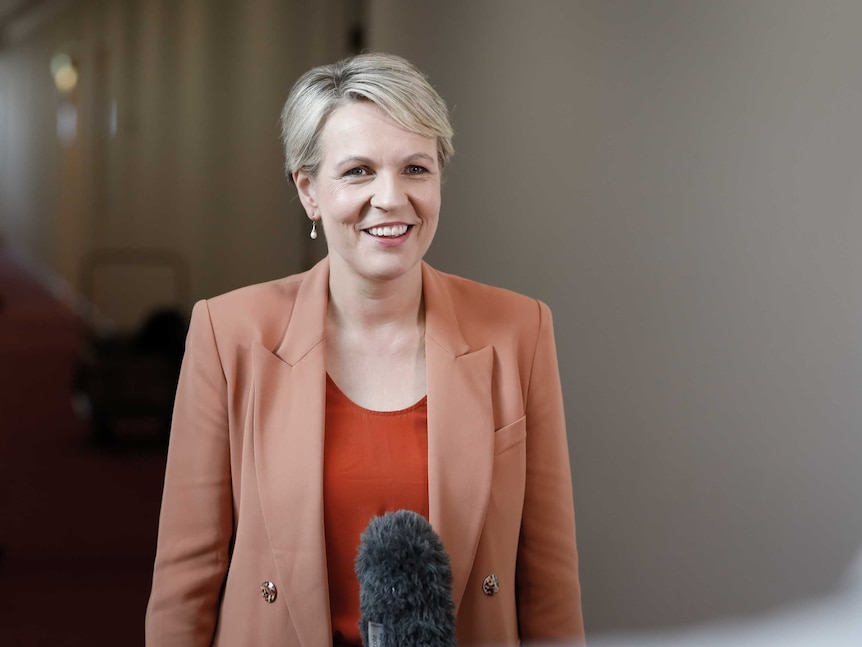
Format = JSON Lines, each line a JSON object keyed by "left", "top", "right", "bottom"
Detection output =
{"left": 145, "top": 258, "right": 584, "bottom": 646}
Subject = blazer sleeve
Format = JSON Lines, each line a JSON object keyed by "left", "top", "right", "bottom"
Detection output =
{"left": 516, "top": 300, "right": 586, "bottom": 643}
{"left": 146, "top": 300, "right": 234, "bottom": 646}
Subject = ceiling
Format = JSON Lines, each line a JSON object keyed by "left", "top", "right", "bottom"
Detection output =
{"left": 0, "top": 0, "right": 77, "bottom": 46}
{"left": 0, "top": 0, "right": 37, "bottom": 25}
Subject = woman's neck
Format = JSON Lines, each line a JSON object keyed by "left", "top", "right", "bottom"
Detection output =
{"left": 326, "top": 263, "right": 424, "bottom": 332}
{"left": 325, "top": 261, "right": 427, "bottom": 410}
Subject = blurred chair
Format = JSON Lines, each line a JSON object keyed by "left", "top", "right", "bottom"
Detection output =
{"left": 73, "top": 248, "right": 190, "bottom": 447}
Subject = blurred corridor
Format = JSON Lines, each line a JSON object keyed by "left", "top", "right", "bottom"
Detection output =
{"left": 0, "top": 247, "right": 164, "bottom": 645}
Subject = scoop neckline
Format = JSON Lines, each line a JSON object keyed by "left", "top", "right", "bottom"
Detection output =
{"left": 326, "top": 373, "right": 427, "bottom": 415}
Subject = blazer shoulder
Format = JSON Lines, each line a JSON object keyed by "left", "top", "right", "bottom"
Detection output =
{"left": 432, "top": 267, "right": 547, "bottom": 329}
{"left": 194, "top": 270, "right": 309, "bottom": 352}
{"left": 425, "top": 267, "right": 554, "bottom": 362}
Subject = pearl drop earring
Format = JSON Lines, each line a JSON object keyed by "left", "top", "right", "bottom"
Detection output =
{"left": 310, "top": 220, "right": 318, "bottom": 240}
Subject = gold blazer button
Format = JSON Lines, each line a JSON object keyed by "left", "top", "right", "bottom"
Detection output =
{"left": 261, "top": 581, "right": 277, "bottom": 603}
{"left": 482, "top": 574, "right": 499, "bottom": 596}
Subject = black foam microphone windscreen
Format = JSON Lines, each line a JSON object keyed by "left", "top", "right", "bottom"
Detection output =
{"left": 355, "top": 509, "right": 458, "bottom": 647}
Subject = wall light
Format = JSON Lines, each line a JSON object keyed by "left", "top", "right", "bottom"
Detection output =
{"left": 50, "top": 52, "right": 79, "bottom": 93}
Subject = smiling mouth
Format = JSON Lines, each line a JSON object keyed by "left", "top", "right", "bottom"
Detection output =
{"left": 364, "top": 224, "right": 411, "bottom": 238}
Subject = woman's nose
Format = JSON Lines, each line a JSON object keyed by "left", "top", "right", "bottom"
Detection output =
{"left": 370, "top": 173, "right": 408, "bottom": 211}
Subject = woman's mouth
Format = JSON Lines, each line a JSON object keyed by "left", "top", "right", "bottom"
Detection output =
{"left": 365, "top": 224, "right": 410, "bottom": 238}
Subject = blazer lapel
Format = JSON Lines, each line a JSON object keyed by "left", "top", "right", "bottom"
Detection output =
{"left": 253, "top": 259, "right": 332, "bottom": 647}
{"left": 422, "top": 263, "right": 496, "bottom": 614}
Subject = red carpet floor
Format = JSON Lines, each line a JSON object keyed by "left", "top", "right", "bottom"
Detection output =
{"left": 0, "top": 250, "right": 166, "bottom": 646}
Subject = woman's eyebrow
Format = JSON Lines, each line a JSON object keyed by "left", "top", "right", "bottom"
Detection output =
{"left": 404, "top": 153, "right": 435, "bottom": 164}
{"left": 336, "top": 153, "right": 435, "bottom": 167}
{"left": 335, "top": 155, "right": 373, "bottom": 167}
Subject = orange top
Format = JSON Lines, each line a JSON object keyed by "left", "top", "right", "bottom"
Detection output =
{"left": 323, "top": 375, "right": 430, "bottom": 647}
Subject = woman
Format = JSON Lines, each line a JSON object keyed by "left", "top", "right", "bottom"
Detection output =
{"left": 146, "top": 52, "right": 584, "bottom": 646}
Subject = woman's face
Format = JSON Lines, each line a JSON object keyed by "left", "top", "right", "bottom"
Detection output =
{"left": 295, "top": 100, "right": 441, "bottom": 287}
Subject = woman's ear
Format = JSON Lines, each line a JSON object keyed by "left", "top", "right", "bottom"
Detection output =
{"left": 293, "top": 169, "right": 317, "bottom": 217}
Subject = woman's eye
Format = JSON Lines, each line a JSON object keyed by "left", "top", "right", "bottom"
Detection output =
{"left": 406, "top": 165, "right": 427, "bottom": 175}
{"left": 345, "top": 167, "right": 368, "bottom": 177}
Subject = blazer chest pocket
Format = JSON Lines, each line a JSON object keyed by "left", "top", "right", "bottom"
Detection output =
{"left": 494, "top": 416, "right": 526, "bottom": 455}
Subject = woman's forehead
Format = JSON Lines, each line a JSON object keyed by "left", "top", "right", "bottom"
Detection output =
{"left": 320, "top": 102, "right": 437, "bottom": 164}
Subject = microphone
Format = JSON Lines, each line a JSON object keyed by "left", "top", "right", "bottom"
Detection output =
{"left": 355, "top": 510, "right": 458, "bottom": 647}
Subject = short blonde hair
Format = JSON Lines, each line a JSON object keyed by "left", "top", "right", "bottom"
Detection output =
{"left": 280, "top": 52, "right": 454, "bottom": 178}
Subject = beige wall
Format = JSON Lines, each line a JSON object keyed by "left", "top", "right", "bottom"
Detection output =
{"left": 368, "top": 0, "right": 862, "bottom": 635}
{"left": 0, "top": 0, "right": 350, "bottom": 327}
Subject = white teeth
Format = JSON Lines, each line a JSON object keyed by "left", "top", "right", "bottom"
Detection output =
{"left": 367, "top": 225, "right": 408, "bottom": 237}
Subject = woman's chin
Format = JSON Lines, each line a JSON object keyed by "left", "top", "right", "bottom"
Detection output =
{"left": 329, "top": 246, "right": 427, "bottom": 286}
{"left": 364, "top": 258, "right": 423, "bottom": 284}
{"left": 349, "top": 256, "right": 423, "bottom": 286}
